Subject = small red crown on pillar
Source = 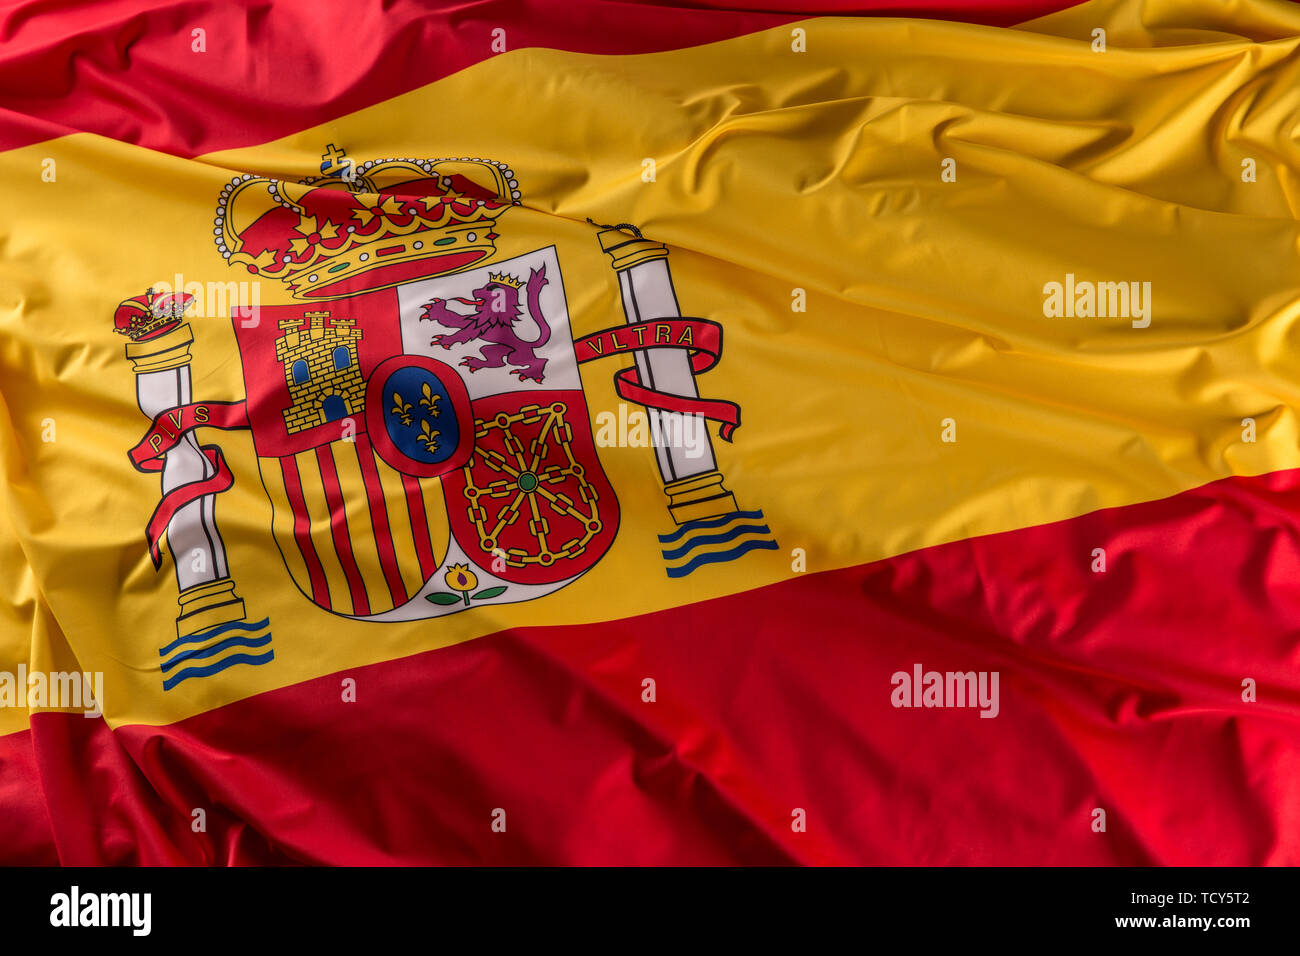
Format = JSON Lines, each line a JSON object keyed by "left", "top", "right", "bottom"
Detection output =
{"left": 113, "top": 288, "right": 196, "bottom": 342}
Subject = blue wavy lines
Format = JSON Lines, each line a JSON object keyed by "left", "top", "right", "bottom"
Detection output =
{"left": 658, "top": 510, "right": 766, "bottom": 544}
{"left": 660, "top": 522, "right": 773, "bottom": 561}
{"left": 159, "top": 617, "right": 271, "bottom": 657}
{"left": 162, "top": 650, "right": 276, "bottom": 692}
{"left": 159, "top": 614, "right": 275, "bottom": 691}
{"left": 660, "top": 509, "right": 778, "bottom": 577}
{"left": 161, "top": 632, "right": 273, "bottom": 673}
{"left": 665, "top": 539, "right": 780, "bottom": 578}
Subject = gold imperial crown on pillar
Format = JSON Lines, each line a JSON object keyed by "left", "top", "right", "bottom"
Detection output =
{"left": 214, "top": 145, "right": 521, "bottom": 301}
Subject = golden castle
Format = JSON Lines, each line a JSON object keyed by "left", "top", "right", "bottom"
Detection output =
{"left": 275, "top": 311, "right": 365, "bottom": 434}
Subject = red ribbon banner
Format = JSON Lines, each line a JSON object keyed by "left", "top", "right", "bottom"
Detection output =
{"left": 128, "top": 401, "right": 249, "bottom": 568}
{"left": 573, "top": 317, "right": 741, "bottom": 441}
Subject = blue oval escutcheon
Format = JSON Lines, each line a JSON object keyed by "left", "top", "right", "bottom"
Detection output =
{"left": 365, "top": 356, "right": 473, "bottom": 477}
{"left": 383, "top": 365, "right": 459, "bottom": 465}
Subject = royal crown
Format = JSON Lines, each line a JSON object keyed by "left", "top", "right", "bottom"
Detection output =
{"left": 487, "top": 271, "right": 524, "bottom": 290}
{"left": 215, "top": 146, "right": 521, "bottom": 300}
{"left": 113, "top": 288, "right": 196, "bottom": 341}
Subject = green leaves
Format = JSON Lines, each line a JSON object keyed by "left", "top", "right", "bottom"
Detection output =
{"left": 426, "top": 585, "right": 507, "bottom": 605}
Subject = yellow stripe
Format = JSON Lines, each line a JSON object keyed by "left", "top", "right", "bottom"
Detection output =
{"left": 295, "top": 448, "right": 354, "bottom": 616}
{"left": 329, "top": 440, "right": 393, "bottom": 614}
{"left": 3, "top": 0, "right": 1299, "bottom": 725}
{"left": 259, "top": 455, "right": 310, "bottom": 604}
{"left": 0, "top": 511, "right": 34, "bottom": 736}
{"left": 420, "top": 476, "right": 452, "bottom": 574}
{"left": 370, "top": 449, "right": 425, "bottom": 600}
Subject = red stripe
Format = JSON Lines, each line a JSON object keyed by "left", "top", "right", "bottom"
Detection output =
{"left": 316, "top": 444, "right": 370, "bottom": 617}
{"left": 355, "top": 434, "right": 409, "bottom": 607}
{"left": 0, "top": 0, "right": 1089, "bottom": 156}
{"left": 8, "top": 466, "right": 1300, "bottom": 864}
{"left": 0, "top": 727, "right": 56, "bottom": 864}
{"left": 279, "top": 455, "right": 330, "bottom": 610}
{"left": 402, "top": 473, "right": 438, "bottom": 580}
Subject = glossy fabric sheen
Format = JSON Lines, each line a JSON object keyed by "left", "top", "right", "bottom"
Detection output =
{"left": 5, "top": 468, "right": 1300, "bottom": 864}
{"left": 1, "top": 0, "right": 1299, "bottom": 863}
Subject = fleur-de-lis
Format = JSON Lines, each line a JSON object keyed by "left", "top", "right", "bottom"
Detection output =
{"left": 391, "top": 391, "right": 413, "bottom": 426}
{"left": 419, "top": 382, "right": 440, "bottom": 416}
{"left": 419, "top": 419, "right": 440, "bottom": 453}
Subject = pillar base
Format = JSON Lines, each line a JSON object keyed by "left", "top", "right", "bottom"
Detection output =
{"left": 175, "top": 577, "right": 246, "bottom": 638}
{"left": 665, "top": 470, "right": 738, "bottom": 524}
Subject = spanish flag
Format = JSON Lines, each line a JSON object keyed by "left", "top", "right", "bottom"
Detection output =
{"left": 1, "top": 0, "right": 1299, "bottom": 866}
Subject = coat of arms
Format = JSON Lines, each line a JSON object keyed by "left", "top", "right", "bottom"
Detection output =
{"left": 113, "top": 147, "right": 776, "bottom": 690}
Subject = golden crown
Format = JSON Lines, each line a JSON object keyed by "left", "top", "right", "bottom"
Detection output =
{"left": 488, "top": 271, "right": 524, "bottom": 290}
{"left": 214, "top": 146, "right": 521, "bottom": 300}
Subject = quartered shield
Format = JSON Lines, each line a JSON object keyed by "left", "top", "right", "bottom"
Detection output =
{"left": 229, "top": 244, "right": 619, "bottom": 619}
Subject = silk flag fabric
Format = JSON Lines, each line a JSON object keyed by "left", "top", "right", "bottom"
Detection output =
{"left": 1, "top": 0, "right": 1299, "bottom": 865}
